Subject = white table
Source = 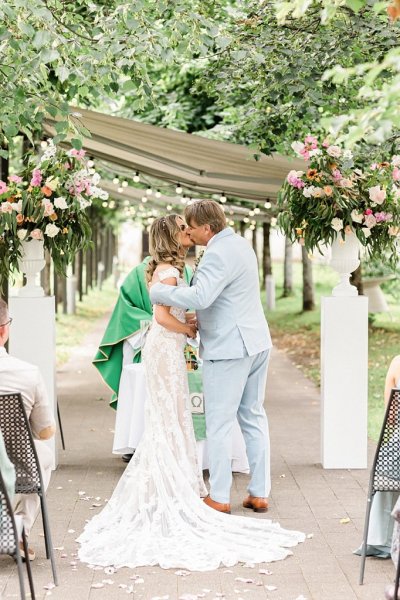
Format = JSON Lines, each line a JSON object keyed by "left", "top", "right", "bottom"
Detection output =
{"left": 113, "top": 362, "right": 250, "bottom": 473}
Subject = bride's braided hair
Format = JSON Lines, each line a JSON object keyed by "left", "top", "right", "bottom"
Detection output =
{"left": 146, "top": 214, "right": 185, "bottom": 284}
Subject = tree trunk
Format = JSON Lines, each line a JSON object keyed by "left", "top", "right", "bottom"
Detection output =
{"left": 239, "top": 221, "right": 246, "bottom": 238}
{"left": 302, "top": 246, "right": 315, "bottom": 311}
{"left": 350, "top": 264, "right": 363, "bottom": 296}
{"left": 283, "top": 237, "right": 294, "bottom": 297}
{"left": 262, "top": 223, "right": 272, "bottom": 290}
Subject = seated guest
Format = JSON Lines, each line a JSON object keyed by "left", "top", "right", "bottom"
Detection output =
{"left": 0, "top": 299, "right": 55, "bottom": 561}
{"left": 0, "top": 429, "right": 15, "bottom": 500}
{"left": 355, "top": 355, "right": 400, "bottom": 559}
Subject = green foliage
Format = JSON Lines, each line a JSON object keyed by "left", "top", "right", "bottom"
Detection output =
{"left": 0, "top": 0, "right": 221, "bottom": 154}
{"left": 193, "top": 1, "right": 400, "bottom": 153}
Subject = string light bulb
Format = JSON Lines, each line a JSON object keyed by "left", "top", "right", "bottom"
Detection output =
{"left": 254, "top": 207, "right": 260, "bottom": 214}
{"left": 117, "top": 186, "right": 123, "bottom": 193}
{"left": 166, "top": 204, "right": 172, "bottom": 211}
{"left": 155, "top": 190, "right": 161, "bottom": 198}
{"left": 176, "top": 183, "right": 183, "bottom": 194}
{"left": 141, "top": 196, "right": 148, "bottom": 203}
{"left": 248, "top": 210, "right": 255, "bottom": 217}
{"left": 146, "top": 187, "right": 153, "bottom": 196}
{"left": 122, "top": 180, "right": 128, "bottom": 188}
{"left": 220, "top": 193, "right": 227, "bottom": 203}
{"left": 264, "top": 201, "right": 272, "bottom": 209}
{"left": 113, "top": 177, "right": 119, "bottom": 185}
{"left": 133, "top": 172, "right": 140, "bottom": 183}
{"left": 243, "top": 217, "right": 249, "bottom": 223}
{"left": 87, "top": 159, "right": 94, "bottom": 168}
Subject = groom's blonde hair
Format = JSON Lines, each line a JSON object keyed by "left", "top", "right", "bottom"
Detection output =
{"left": 184, "top": 200, "right": 226, "bottom": 233}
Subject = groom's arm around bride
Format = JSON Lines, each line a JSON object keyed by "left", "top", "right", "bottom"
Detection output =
{"left": 150, "top": 199, "right": 273, "bottom": 514}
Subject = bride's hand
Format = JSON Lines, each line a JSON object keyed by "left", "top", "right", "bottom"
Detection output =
{"left": 185, "top": 323, "right": 197, "bottom": 339}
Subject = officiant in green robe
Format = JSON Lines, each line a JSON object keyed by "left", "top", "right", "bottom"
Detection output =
{"left": 93, "top": 257, "right": 194, "bottom": 410}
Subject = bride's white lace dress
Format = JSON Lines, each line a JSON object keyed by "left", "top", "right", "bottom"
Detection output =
{"left": 78, "top": 267, "right": 305, "bottom": 571}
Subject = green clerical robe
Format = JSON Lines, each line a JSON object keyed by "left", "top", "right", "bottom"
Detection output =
{"left": 93, "top": 258, "right": 192, "bottom": 409}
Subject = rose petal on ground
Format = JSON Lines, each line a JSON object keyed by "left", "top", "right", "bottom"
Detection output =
{"left": 102, "top": 579, "right": 114, "bottom": 585}
{"left": 259, "top": 569, "right": 273, "bottom": 575}
{"left": 44, "top": 583, "right": 56, "bottom": 590}
{"left": 134, "top": 578, "right": 144, "bottom": 584}
{"left": 175, "top": 569, "right": 191, "bottom": 577}
{"left": 306, "top": 533, "right": 314, "bottom": 539}
{"left": 265, "top": 585, "right": 278, "bottom": 591}
{"left": 179, "top": 595, "right": 197, "bottom": 600}
{"left": 235, "top": 578, "right": 254, "bottom": 583}
{"left": 243, "top": 563, "right": 254, "bottom": 568}
{"left": 91, "top": 583, "right": 104, "bottom": 589}
{"left": 53, "top": 546, "right": 64, "bottom": 551}
{"left": 78, "top": 491, "right": 86, "bottom": 496}
{"left": 56, "top": 486, "right": 63, "bottom": 490}
{"left": 223, "top": 569, "right": 233, "bottom": 573}
{"left": 339, "top": 517, "right": 350, "bottom": 524}
{"left": 279, "top": 474, "right": 286, "bottom": 478}
{"left": 104, "top": 566, "right": 115, "bottom": 574}
{"left": 67, "top": 529, "right": 75, "bottom": 533}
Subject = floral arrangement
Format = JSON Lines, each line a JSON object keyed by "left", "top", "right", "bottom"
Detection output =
{"left": 277, "top": 135, "right": 400, "bottom": 263}
{"left": 0, "top": 140, "right": 108, "bottom": 286}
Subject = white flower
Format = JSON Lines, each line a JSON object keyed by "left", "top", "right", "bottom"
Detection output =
{"left": 331, "top": 217, "right": 343, "bottom": 232}
{"left": 327, "top": 145, "right": 342, "bottom": 158}
{"left": 45, "top": 176, "right": 59, "bottom": 191}
{"left": 362, "top": 227, "right": 372, "bottom": 238}
{"left": 392, "top": 155, "right": 400, "bottom": 167}
{"left": 11, "top": 200, "right": 22, "bottom": 212}
{"left": 369, "top": 185, "right": 386, "bottom": 205}
{"left": 91, "top": 172, "right": 101, "bottom": 185}
{"left": 303, "top": 186, "right": 316, "bottom": 198}
{"left": 45, "top": 223, "right": 60, "bottom": 238}
{"left": 291, "top": 141, "right": 305, "bottom": 156}
{"left": 308, "top": 148, "right": 322, "bottom": 157}
{"left": 54, "top": 196, "right": 68, "bottom": 210}
{"left": 17, "top": 229, "right": 28, "bottom": 240}
{"left": 392, "top": 184, "right": 400, "bottom": 199}
{"left": 90, "top": 186, "right": 108, "bottom": 200}
{"left": 364, "top": 214, "right": 377, "bottom": 228}
{"left": 78, "top": 197, "right": 91, "bottom": 209}
{"left": 343, "top": 149, "right": 353, "bottom": 161}
{"left": 351, "top": 210, "right": 364, "bottom": 224}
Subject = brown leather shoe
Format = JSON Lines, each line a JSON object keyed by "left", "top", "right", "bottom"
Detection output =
{"left": 203, "top": 495, "right": 231, "bottom": 514}
{"left": 243, "top": 495, "right": 269, "bottom": 513}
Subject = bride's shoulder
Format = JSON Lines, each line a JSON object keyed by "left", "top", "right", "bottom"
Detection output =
{"left": 153, "top": 264, "right": 180, "bottom": 282}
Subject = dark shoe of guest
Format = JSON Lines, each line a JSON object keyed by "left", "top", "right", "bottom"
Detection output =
{"left": 19, "top": 541, "right": 35, "bottom": 562}
{"left": 122, "top": 452, "right": 134, "bottom": 463}
{"left": 203, "top": 495, "right": 231, "bottom": 514}
{"left": 243, "top": 495, "right": 269, "bottom": 513}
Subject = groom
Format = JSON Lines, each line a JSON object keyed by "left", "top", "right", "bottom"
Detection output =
{"left": 150, "top": 199, "right": 272, "bottom": 514}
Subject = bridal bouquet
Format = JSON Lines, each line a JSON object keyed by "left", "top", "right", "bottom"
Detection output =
{"left": 277, "top": 135, "right": 400, "bottom": 262}
{"left": 0, "top": 140, "right": 108, "bottom": 286}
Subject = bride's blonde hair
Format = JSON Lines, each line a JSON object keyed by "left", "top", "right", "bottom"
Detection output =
{"left": 146, "top": 214, "right": 186, "bottom": 284}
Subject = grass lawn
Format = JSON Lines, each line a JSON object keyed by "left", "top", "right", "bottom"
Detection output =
{"left": 55, "top": 278, "right": 118, "bottom": 366}
{"left": 264, "top": 261, "right": 400, "bottom": 442}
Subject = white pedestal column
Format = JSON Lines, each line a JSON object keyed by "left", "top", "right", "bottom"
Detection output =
{"left": 8, "top": 296, "right": 57, "bottom": 469}
{"left": 321, "top": 296, "right": 368, "bottom": 469}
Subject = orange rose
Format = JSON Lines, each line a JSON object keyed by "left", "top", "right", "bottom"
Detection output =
{"left": 324, "top": 186, "right": 333, "bottom": 196}
{"left": 49, "top": 213, "right": 58, "bottom": 221}
{"left": 41, "top": 186, "right": 53, "bottom": 197}
{"left": 306, "top": 169, "right": 319, "bottom": 181}
{"left": 62, "top": 227, "right": 68, "bottom": 234}
{"left": 16, "top": 214, "right": 24, "bottom": 224}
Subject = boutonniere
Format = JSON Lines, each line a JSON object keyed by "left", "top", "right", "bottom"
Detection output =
{"left": 193, "top": 249, "right": 205, "bottom": 275}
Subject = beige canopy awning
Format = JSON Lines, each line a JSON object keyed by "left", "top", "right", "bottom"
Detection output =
{"left": 44, "top": 108, "right": 304, "bottom": 203}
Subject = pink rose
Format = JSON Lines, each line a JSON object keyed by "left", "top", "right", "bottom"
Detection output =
{"left": 0, "top": 181, "right": 8, "bottom": 194}
{"left": 332, "top": 169, "right": 342, "bottom": 181}
{"left": 30, "top": 229, "right": 43, "bottom": 240}
{"left": 369, "top": 185, "right": 386, "bottom": 205}
{"left": 43, "top": 201, "right": 54, "bottom": 216}
{"left": 393, "top": 168, "right": 400, "bottom": 181}
{"left": 30, "top": 169, "right": 42, "bottom": 187}
{"left": 8, "top": 175, "right": 23, "bottom": 184}
{"left": 364, "top": 208, "right": 373, "bottom": 215}
{"left": 1, "top": 202, "right": 13, "bottom": 213}
{"left": 364, "top": 214, "right": 377, "bottom": 228}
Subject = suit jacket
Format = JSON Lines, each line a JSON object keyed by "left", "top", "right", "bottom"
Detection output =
{"left": 150, "top": 227, "right": 272, "bottom": 360}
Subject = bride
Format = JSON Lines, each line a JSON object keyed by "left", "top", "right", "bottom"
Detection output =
{"left": 78, "top": 214, "right": 305, "bottom": 571}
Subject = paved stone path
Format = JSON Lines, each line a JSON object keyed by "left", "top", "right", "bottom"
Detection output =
{"left": 0, "top": 315, "right": 394, "bottom": 599}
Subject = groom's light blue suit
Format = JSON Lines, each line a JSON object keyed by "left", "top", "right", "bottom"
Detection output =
{"left": 150, "top": 227, "right": 272, "bottom": 503}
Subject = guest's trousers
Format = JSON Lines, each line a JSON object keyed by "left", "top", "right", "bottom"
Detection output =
{"left": 202, "top": 349, "right": 270, "bottom": 504}
{"left": 14, "top": 440, "right": 52, "bottom": 537}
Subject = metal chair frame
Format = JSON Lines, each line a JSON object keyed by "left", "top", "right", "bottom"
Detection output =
{"left": 0, "top": 392, "right": 58, "bottom": 585}
{"left": 0, "top": 468, "right": 35, "bottom": 600}
{"left": 359, "top": 388, "right": 400, "bottom": 585}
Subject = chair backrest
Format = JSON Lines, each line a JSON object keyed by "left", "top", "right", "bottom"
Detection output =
{"left": 0, "top": 468, "right": 18, "bottom": 555}
{"left": 372, "top": 388, "right": 400, "bottom": 492}
{"left": 0, "top": 393, "right": 41, "bottom": 494}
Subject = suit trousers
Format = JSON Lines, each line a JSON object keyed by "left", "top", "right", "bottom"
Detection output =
{"left": 14, "top": 439, "right": 53, "bottom": 537}
{"left": 202, "top": 349, "right": 270, "bottom": 504}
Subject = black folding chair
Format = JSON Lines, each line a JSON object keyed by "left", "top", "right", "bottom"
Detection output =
{"left": 57, "top": 401, "right": 65, "bottom": 450}
{"left": 359, "top": 388, "right": 400, "bottom": 585}
{"left": 0, "top": 468, "right": 35, "bottom": 600}
{"left": 0, "top": 393, "right": 58, "bottom": 585}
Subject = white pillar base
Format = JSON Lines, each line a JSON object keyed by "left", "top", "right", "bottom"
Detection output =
{"left": 8, "top": 296, "right": 57, "bottom": 469}
{"left": 321, "top": 296, "right": 368, "bottom": 469}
